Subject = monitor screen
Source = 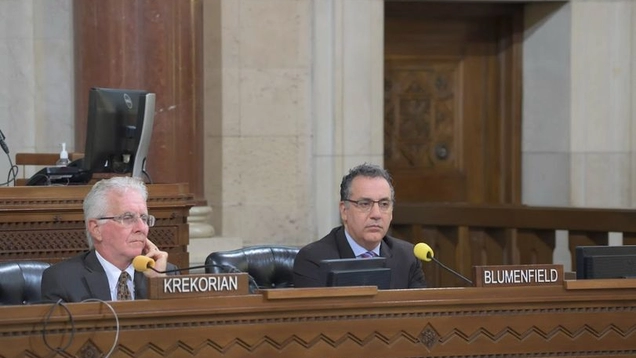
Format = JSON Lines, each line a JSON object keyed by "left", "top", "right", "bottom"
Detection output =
{"left": 82, "top": 87, "right": 156, "bottom": 180}
{"left": 575, "top": 245, "right": 636, "bottom": 279}
{"left": 319, "top": 257, "right": 391, "bottom": 289}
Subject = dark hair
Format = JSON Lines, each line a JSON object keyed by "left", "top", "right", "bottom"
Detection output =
{"left": 339, "top": 163, "right": 395, "bottom": 201}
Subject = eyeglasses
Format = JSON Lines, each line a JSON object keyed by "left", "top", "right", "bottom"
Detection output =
{"left": 344, "top": 199, "right": 393, "bottom": 213}
{"left": 97, "top": 213, "right": 156, "bottom": 227}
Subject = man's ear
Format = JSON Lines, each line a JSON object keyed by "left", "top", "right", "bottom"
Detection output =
{"left": 339, "top": 201, "right": 347, "bottom": 222}
{"left": 87, "top": 219, "right": 103, "bottom": 243}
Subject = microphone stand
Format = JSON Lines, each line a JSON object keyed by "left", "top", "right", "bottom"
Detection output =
{"left": 429, "top": 256, "right": 473, "bottom": 286}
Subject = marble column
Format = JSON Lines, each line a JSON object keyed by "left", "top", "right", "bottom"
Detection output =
{"left": 202, "top": 0, "right": 385, "bottom": 249}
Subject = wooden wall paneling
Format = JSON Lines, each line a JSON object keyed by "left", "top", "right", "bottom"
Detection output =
{"left": 624, "top": 233, "right": 636, "bottom": 246}
{"left": 392, "top": 203, "right": 636, "bottom": 284}
{"left": 496, "top": 228, "right": 518, "bottom": 265}
{"left": 455, "top": 226, "right": 472, "bottom": 283}
{"left": 516, "top": 229, "right": 555, "bottom": 265}
{"left": 73, "top": 0, "right": 204, "bottom": 201}
{"left": 469, "top": 228, "right": 504, "bottom": 267}
{"left": 500, "top": 5, "right": 523, "bottom": 205}
{"left": 389, "top": 224, "right": 414, "bottom": 244}
{"left": 415, "top": 226, "right": 436, "bottom": 285}
{"left": 408, "top": 223, "right": 422, "bottom": 244}
{"left": 423, "top": 227, "right": 449, "bottom": 287}
{"left": 421, "top": 226, "right": 467, "bottom": 288}
{"left": 440, "top": 227, "right": 465, "bottom": 287}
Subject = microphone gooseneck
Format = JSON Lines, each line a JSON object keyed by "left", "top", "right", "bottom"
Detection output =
{"left": 413, "top": 243, "right": 473, "bottom": 286}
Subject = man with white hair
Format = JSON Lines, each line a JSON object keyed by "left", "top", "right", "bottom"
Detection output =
{"left": 41, "top": 176, "right": 176, "bottom": 302}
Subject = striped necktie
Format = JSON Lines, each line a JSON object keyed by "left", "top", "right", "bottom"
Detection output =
{"left": 359, "top": 251, "right": 377, "bottom": 258}
{"left": 117, "top": 271, "right": 132, "bottom": 301}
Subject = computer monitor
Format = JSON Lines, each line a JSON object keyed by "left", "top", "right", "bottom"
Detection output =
{"left": 319, "top": 257, "right": 391, "bottom": 289}
{"left": 575, "top": 245, "right": 636, "bottom": 279}
{"left": 82, "top": 87, "right": 156, "bottom": 180}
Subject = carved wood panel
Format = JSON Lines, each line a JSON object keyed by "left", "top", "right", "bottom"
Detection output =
{"left": 384, "top": 64, "right": 457, "bottom": 171}
{"left": 1, "top": 287, "right": 635, "bottom": 357}
{"left": 384, "top": 2, "right": 522, "bottom": 204}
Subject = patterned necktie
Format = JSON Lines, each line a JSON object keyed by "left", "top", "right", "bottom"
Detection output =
{"left": 359, "top": 251, "right": 377, "bottom": 258}
{"left": 117, "top": 271, "right": 132, "bottom": 301}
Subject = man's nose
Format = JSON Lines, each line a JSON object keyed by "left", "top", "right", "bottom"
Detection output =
{"left": 131, "top": 217, "right": 148, "bottom": 230}
{"left": 369, "top": 202, "right": 383, "bottom": 216}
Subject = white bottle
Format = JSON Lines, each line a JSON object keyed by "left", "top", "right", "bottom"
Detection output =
{"left": 56, "top": 142, "right": 70, "bottom": 166}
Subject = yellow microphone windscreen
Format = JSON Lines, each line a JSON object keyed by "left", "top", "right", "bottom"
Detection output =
{"left": 413, "top": 242, "right": 434, "bottom": 262}
{"left": 132, "top": 255, "right": 155, "bottom": 272}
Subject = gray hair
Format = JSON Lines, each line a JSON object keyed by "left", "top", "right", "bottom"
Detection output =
{"left": 339, "top": 163, "right": 395, "bottom": 202}
{"left": 83, "top": 176, "right": 149, "bottom": 248}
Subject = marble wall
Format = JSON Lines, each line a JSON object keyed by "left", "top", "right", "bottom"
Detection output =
{"left": 522, "top": 0, "right": 636, "bottom": 267}
{"left": 203, "top": 0, "right": 384, "bottom": 250}
{"left": 0, "top": 0, "right": 74, "bottom": 182}
{"left": 523, "top": 2, "right": 571, "bottom": 207}
{"left": 522, "top": 0, "right": 636, "bottom": 210}
{"left": 204, "top": 0, "right": 314, "bottom": 251}
{"left": 570, "top": 0, "right": 636, "bottom": 208}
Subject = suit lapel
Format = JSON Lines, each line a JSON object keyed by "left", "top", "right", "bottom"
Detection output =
{"left": 334, "top": 227, "right": 356, "bottom": 258}
{"left": 83, "top": 251, "right": 150, "bottom": 300}
{"left": 83, "top": 251, "right": 112, "bottom": 301}
{"left": 336, "top": 226, "right": 394, "bottom": 260}
{"left": 134, "top": 271, "right": 148, "bottom": 299}
{"left": 380, "top": 239, "right": 393, "bottom": 259}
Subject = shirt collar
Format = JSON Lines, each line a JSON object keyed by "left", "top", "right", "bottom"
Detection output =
{"left": 95, "top": 250, "right": 135, "bottom": 299}
{"left": 344, "top": 229, "right": 380, "bottom": 257}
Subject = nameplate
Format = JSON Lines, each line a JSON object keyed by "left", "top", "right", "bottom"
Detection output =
{"left": 147, "top": 273, "right": 249, "bottom": 299}
{"left": 473, "top": 264, "right": 564, "bottom": 287}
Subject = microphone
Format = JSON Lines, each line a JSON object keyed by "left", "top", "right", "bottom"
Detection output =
{"left": 0, "top": 130, "right": 9, "bottom": 154}
{"left": 413, "top": 243, "right": 473, "bottom": 286}
{"left": 133, "top": 255, "right": 159, "bottom": 272}
{"left": 132, "top": 255, "right": 261, "bottom": 293}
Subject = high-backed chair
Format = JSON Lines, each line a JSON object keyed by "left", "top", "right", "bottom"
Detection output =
{"left": 0, "top": 261, "right": 51, "bottom": 305}
{"left": 205, "top": 245, "right": 300, "bottom": 290}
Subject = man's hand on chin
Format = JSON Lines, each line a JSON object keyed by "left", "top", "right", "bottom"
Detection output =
{"left": 142, "top": 239, "right": 169, "bottom": 277}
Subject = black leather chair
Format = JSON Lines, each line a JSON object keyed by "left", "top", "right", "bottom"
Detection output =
{"left": 205, "top": 245, "right": 300, "bottom": 290}
{"left": 0, "top": 261, "right": 51, "bottom": 305}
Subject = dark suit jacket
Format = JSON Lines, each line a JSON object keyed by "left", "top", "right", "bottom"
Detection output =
{"left": 41, "top": 250, "right": 178, "bottom": 303}
{"left": 293, "top": 226, "right": 426, "bottom": 289}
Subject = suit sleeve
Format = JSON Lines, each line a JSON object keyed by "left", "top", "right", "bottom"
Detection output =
{"left": 40, "top": 267, "right": 67, "bottom": 303}
{"left": 166, "top": 262, "right": 180, "bottom": 275}
{"left": 292, "top": 247, "right": 323, "bottom": 288}
{"left": 409, "top": 258, "right": 427, "bottom": 288}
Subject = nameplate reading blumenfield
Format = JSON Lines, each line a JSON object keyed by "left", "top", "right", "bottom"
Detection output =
{"left": 473, "top": 264, "right": 564, "bottom": 288}
{"left": 147, "top": 273, "right": 250, "bottom": 299}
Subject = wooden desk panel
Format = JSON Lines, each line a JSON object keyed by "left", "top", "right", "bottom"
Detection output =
{"left": 0, "top": 283, "right": 635, "bottom": 357}
{"left": 0, "top": 183, "right": 194, "bottom": 268}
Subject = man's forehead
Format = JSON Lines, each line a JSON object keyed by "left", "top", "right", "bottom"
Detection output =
{"left": 350, "top": 176, "right": 391, "bottom": 194}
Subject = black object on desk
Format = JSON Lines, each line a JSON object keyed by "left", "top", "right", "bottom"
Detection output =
{"left": 26, "top": 160, "right": 92, "bottom": 186}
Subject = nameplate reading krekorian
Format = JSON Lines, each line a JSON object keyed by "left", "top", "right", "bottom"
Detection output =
{"left": 473, "top": 264, "right": 564, "bottom": 288}
{"left": 147, "top": 273, "right": 249, "bottom": 299}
